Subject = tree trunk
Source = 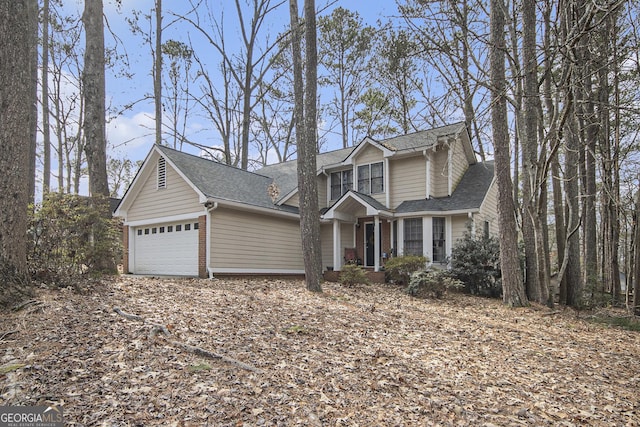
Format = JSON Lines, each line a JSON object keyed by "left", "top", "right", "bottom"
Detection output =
{"left": 490, "top": 0, "right": 527, "bottom": 307}
{"left": 634, "top": 180, "right": 640, "bottom": 316}
{"left": 42, "top": 0, "right": 51, "bottom": 194}
{"left": 82, "top": 0, "right": 115, "bottom": 273}
{"left": 0, "top": 0, "right": 38, "bottom": 307}
{"left": 290, "top": 0, "right": 323, "bottom": 292}
{"left": 154, "top": 0, "right": 162, "bottom": 146}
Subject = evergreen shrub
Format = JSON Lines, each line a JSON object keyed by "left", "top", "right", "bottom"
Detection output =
{"left": 449, "top": 228, "right": 502, "bottom": 297}
{"left": 384, "top": 255, "right": 428, "bottom": 285}
{"left": 338, "top": 263, "right": 370, "bottom": 286}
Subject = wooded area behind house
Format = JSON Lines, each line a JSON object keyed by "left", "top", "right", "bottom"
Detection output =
{"left": 1, "top": 0, "right": 640, "bottom": 311}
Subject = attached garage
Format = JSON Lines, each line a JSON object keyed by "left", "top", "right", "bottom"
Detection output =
{"left": 132, "top": 220, "right": 199, "bottom": 276}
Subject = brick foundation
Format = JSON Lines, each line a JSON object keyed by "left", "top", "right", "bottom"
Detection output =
{"left": 122, "top": 225, "right": 129, "bottom": 274}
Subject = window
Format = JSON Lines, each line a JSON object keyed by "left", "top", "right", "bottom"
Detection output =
{"left": 404, "top": 218, "right": 423, "bottom": 256}
{"left": 185, "top": 223, "right": 191, "bottom": 231}
{"left": 371, "top": 162, "right": 384, "bottom": 193}
{"left": 433, "top": 217, "right": 446, "bottom": 263}
{"left": 157, "top": 157, "right": 166, "bottom": 189}
{"left": 144, "top": 228, "right": 150, "bottom": 235}
{"left": 331, "top": 170, "right": 353, "bottom": 200}
{"left": 358, "top": 162, "right": 383, "bottom": 194}
{"left": 167, "top": 225, "right": 173, "bottom": 232}
{"left": 176, "top": 224, "right": 182, "bottom": 232}
{"left": 137, "top": 229, "right": 142, "bottom": 236}
{"left": 484, "top": 221, "right": 490, "bottom": 239}
{"left": 194, "top": 222, "right": 199, "bottom": 230}
{"left": 152, "top": 227, "right": 157, "bottom": 234}
{"left": 159, "top": 227, "right": 165, "bottom": 233}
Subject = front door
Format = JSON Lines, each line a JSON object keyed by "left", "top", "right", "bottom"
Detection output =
{"left": 364, "top": 222, "right": 382, "bottom": 267}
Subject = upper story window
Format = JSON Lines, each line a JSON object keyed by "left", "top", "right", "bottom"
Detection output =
{"left": 357, "top": 162, "right": 384, "bottom": 194}
{"left": 330, "top": 170, "right": 353, "bottom": 200}
{"left": 157, "top": 156, "right": 167, "bottom": 189}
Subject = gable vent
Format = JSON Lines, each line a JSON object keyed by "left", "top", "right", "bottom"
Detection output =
{"left": 157, "top": 156, "right": 167, "bottom": 189}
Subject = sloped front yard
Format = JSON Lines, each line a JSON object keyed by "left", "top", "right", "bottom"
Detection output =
{"left": 1, "top": 276, "right": 639, "bottom": 426}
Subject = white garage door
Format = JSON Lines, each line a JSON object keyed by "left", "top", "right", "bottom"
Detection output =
{"left": 133, "top": 220, "right": 199, "bottom": 276}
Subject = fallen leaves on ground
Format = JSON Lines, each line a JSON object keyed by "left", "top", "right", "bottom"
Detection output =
{"left": 1, "top": 276, "right": 639, "bottom": 426}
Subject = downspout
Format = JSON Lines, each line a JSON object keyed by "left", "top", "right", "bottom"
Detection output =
{"left": 205, "top": 201, "right": 218, "bottom": 279}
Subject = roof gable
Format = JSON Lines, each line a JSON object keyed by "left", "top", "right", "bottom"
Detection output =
{"left": 117, "top": 145, "right": 298, "bottom": 217}
{"left": 322, "top": 190, "right": 393, "bottom": 221}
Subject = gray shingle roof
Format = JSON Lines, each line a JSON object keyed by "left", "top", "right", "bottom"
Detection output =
{"left": 257, "top": 123, "right": 467, "bottom": 200}
{"left": 396, "top": 161, "right": 494, "bottom": 213}
{"left": 156, "top": 145, "right": 298, "bottom": 213}
{"left": 257, "top": 147, "right": 353, "bottom": 199}
{"left": 371, "top": 122, "right": 467, "bottom": 153}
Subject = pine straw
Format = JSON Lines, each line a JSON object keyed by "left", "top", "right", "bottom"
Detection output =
{"left": 1, "top": 276, "right": 639, "bottom": 426}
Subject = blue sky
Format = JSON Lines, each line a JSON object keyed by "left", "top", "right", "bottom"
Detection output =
{"left": 95, "top": 0, "right": 399, "bottom": 164}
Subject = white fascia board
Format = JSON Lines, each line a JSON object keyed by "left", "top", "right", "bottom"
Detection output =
{"left": 394, "top": 208, "right": 480, "bottom": 217}
{"left": 207, "top": 197, "right": 300, "bottom": 219}
{"left": 343, "top": 137, "right": 394, "bottom": 163}
{"left": 124, "top": 211, "right": 205, "bottom": 227}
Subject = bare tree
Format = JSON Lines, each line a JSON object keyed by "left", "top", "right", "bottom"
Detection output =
{"left": 490, "top": 0, "right": 528, "bottom": 307}
{"left": 182, "top": 0, "right": 287, "bottom": 169}
{"left": 0, "top": 0, "right": 38, "bottom": 306}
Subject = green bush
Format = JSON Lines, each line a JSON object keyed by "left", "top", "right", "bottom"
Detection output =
{"left": 449, "top": 228, "right": 501, "bottom": 297}
{"left": 406, "top": 269, "right": 464, "bottom": 299}
{"left": 339, "top": 264, "right": 370, "bottom": 286}
{"left": 384, "top": 255, "right": 428, "bottom": 285}
{"left": 28, "top": 193, "right": 121, "bottom": 287}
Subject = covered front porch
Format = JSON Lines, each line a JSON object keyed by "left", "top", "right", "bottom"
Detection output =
{"left": 322, "top": 191, "right": 393, "bottom": 273}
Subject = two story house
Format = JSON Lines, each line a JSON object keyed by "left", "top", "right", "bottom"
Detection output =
{"left": 114, "top": 122, "right": 497, "bottom": 280}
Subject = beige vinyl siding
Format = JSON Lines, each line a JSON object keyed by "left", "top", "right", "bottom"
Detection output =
{"left": 320, "top": 224, "right": 334, "bottom": 270}
{"left": 431, "top": 146, "right": 449, "bottom": 197}
{"left": 451, "top": 215, "right": 471, "bottom": 244}
{"left": 476, "top": 180, "right": 499, "bottom": 237}
{"left": 450, "top": 140, "right": 469, "bottom": 192}
{"left": 390, "top": 156, "right": 426, "bottom": 208}
{"left": 285, "top": 192, "right": 299, "bottom": 208}
{"left": 355, "top": 144, "right": 383, "bottom": 164}
{"left": 318, "top": 174, "right": 328, "bottom": 208}
{"left": 210, "top": 207, "right": 304, "bottom": 270}
{"left": 128, "top": 161, "right": 202, "bottom": 222}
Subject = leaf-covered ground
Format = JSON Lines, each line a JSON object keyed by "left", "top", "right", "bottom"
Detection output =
{"left": 2, "top": 276, "right": 639, "bottom": 426}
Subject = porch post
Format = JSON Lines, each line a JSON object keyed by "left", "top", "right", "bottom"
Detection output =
{"left": 374, "top": 215, "right": 381, "bottom": 272}
{"left": 333, "top": 219, "right": 342, "bottom": 271}
{"left": 397, "top": 218, "right": 404, "bottom": 256}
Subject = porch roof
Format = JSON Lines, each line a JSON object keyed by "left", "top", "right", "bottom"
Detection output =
{"left": 322, "top": 190, "right": 393, "bottom": 221}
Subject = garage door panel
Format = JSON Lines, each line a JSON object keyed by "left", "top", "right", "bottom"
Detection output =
{"left": 134, "top": 221, "right": 198, "bottom": 276}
